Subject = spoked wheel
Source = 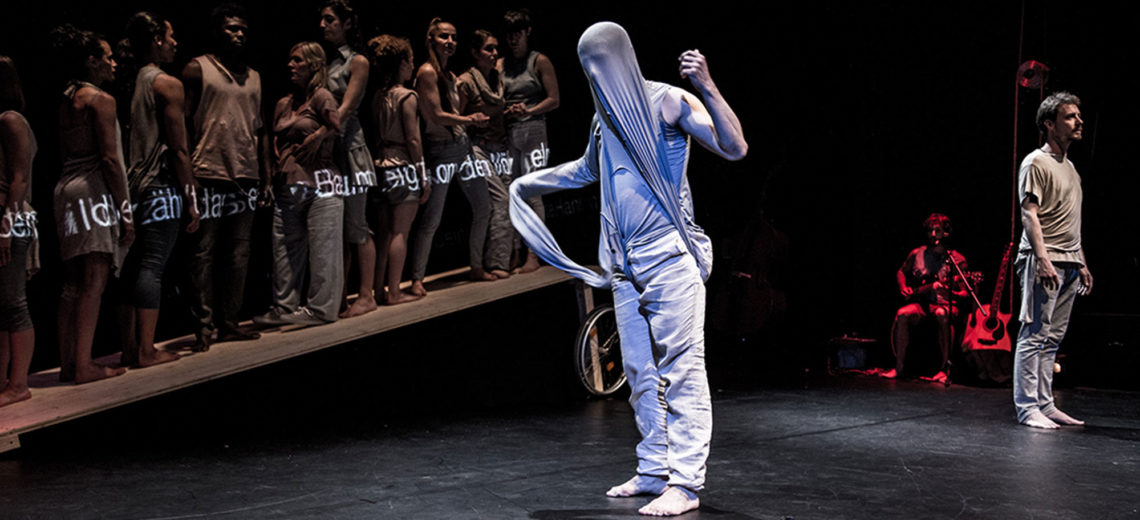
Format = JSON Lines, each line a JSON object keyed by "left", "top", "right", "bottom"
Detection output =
{"left": 574, "top": 304, "right": 626, "bottom": 396}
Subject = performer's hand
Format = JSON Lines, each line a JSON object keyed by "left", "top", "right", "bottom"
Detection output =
{"left": 468, "top": 112, "right": 490, "bottom": 127}
{"left": 679, "top": 49, "right": 714, "bottom": 93}
{"left": 258, "top": 185, "right": 275, "bottom": 208}
{"left": 119, "top": 220, "right": 135, "bottom": 247}
{"left": 419, "top": 181, "right": 432, "bottom": 205}
{"left": 1078, "top": 266, "right": 1093, "bottom": 296}
{"left": 1036, "top": 257, "right": 1060, "bottom": 290}
{"left": 900, "top": 286, "right": 913, "bottom": 298}
{"left": 185, "top": 200, "right": 201, "bottom": 234}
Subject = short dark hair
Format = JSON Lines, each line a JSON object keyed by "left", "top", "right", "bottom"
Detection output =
{"left": 923, "top": 213, "right": 952, "bottom": 235}
{"left": 1036, "top": 91, "right": 1081, "bottom": 133}
{"left": 502, "top": 9, "right": 532, "bottom": 33}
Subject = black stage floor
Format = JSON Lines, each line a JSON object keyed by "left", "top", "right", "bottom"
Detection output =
{"left": 1, "top": 291, "right": 1138, "bottom": 519}
{"left": 2, "top": 377, "right": 1137, "bottom": 519}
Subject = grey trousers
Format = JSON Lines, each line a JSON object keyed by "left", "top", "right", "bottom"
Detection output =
{"left": 507, "top": 119, "right": 547, "bottom": 222}
{"left": 1013, "top": 258, "right": 1081, "bottom": 422}
{"left": 410, "top": 136, "right": 490, "bottom": 280}
{"left": 612, "top": 230, "right": 711, "bottom": 492}
{"left": 474, "top": 141, "right": 513, "bottom": 272}
{"left": 270, "top": 184, "right": 344, "bottom": 322}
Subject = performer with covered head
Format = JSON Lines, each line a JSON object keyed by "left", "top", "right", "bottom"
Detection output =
{"left": 509, "top": 22, "right": 747, "bottom": 517}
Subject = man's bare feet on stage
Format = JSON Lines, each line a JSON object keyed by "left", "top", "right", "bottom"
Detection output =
{"left": 880, "top": 368, "right": 898, "bottom": 379}
{"left": 606, "top": 475, "right": 667, "bottom": 497}
{"left": 386, "top": 290, "right": 423, "bottom": 306}
{"left": 1020, "top": 410, "right": 1060, "bottom": 429}
{"left": 1045, "top": 408, "right": 1085, "bottom": 426}
{"left": 638, "top": 486, "right": 699, "bottom": 516}
{"left": 410, "top": 280, "right": 427, "bottom": 297}
{"left": 74, "top": 363, "right": 126, "bottom": 384}
{"left": 341, "top": 295, "right": 378, "bottom": 318}
{"left": 136, "top": 347, "right": 180, "bottom": 368}
{"left": 470, "top": 268, "right": 497, "bottom": 282}
{"left": 490, "top": 269, "right": 510, "bottom": 280}
{"left": 0, "top": 386, "right": 32, "bottom": 407}
{"left": 515, "top": 252, "right": 541, "bottom": 274}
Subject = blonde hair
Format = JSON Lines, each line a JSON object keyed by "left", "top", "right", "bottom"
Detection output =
{"left": 290, "top": 41, "right": 328, "bottom": 95}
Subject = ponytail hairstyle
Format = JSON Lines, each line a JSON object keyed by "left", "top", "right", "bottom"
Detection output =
{"left": 291, "top": 41, "right": 328, "bottom": 96}
{"left": 425, "top": 17, "right": 452, "bottom": 79}
{"left": 0, "top": 56, "right": 25, "bottom": 114}
{"left": 48, "top": 24, "right": 106, "bottom": 84}
{"left": 117, "top": 11, "right": 168, "bottom": 103}
{"left": 368, "top": 34, "right": 412, "bottom": 90}
{"left": 321, "top": 0, "right": 363, "bottom": 51}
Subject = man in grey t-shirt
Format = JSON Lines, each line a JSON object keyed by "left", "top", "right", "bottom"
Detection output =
{"left": 1013, "top": 91, "right": 1093, "bottom": 429}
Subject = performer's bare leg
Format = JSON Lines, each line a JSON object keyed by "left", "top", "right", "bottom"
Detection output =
{"left": 638, "top": 486, "right": 700, "bottom": 517}
{"left": 71, "top": 255, "right": 126, "bottom": 384}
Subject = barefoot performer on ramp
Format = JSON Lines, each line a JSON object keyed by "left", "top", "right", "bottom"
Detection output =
{"left": 509, "top": 22, "right": 747, "bottom": 517}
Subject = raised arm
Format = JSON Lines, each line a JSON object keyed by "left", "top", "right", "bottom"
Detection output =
{"left": 89, "top": 90, "right": 134, "bottom": 245}
{"left": 664, "top": 50, "right": 747, "bottom": 160}
{"left": 154, "top": 73, "right": 200, "bottom": 232}
{"left": 509, "top": 123, "right": 604, "bottom": 287}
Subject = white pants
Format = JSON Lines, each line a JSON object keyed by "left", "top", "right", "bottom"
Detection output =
{"left": 612, "top": 230, "right": 711, "bottom": 491}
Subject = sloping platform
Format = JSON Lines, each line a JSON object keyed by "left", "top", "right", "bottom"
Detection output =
{"left": 0, "top": 266, "right": 579, "bottom": 453}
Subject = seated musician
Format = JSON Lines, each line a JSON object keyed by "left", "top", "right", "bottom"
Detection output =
{"left": 884, "top": 213, "right": 968, "bottom": 383}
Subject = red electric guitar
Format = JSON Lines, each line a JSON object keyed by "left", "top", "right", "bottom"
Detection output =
{"left": 962, "top": 243, "right": 1014, "bottom": 352}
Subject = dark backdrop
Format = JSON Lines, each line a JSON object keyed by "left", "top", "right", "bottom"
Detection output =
{"left": 2, "top": 1, "right": 1136, "bottom": 385}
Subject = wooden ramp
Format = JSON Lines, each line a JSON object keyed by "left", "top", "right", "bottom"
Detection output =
{"left": 0, "top": 266, "right": 580, "bottom": 453}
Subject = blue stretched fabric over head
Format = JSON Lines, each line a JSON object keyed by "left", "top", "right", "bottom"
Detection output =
{"left": 509, "top": 21, "right": 712, "bottom": 289}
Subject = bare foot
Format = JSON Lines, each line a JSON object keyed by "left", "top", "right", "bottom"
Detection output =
{"left": 607, "top": 475, "right": 667, "bottom": 497}
{"left": 191, "top": 333, "right": 212, "bottom": 353}
{"left": 639, "top": 486, "right": 699, "bottom": 516}
{"left": 0, "top": 387, "right": 32, "bottom": 408}
{"left": 218, "top": 328, "right": 261, "bottom": 343}
{"left": 410, "top": 280, "right": 427, "bottom": 297}
{"left": 516, "top": 252, "right": 541, "bottom": 274}
{"left": 1045, "top": 409, "right": 1085, "bottom": 426}
{"left": 490, "top": 269, "right": 510, "bottom": 279}
{"left": 470, "top": 268, "right": 497, "bottom": 282}
{"left": 137, "top": 347, "right": 180, "bottom": 368}
{"left": 920, "top": 371, "right": 948, "bottom": 384}
{"left": 386, "top": 290, "right": 423, "bottom": 306}
{"left": 880, "top": 368, "right": 898, "bottom": 379}
{"left": 1020, "top": 410, "right": 1060, "bottom": 429}
{"left": 75, "top": 363, "right": 126, "bottom": 384}
{"left": 341, "top": 296, "right": 378, "bottom": 318}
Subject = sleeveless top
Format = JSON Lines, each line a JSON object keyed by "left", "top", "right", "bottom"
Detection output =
{"left": 327, "top": 45, "right": 367, "bottom": 153}
{"left": 127, "top": 64, "right": 171, "bottom": 195}
{"left": 503, "top": 51, "right": 545, "bottom": 123}
{"left": 374, "top": 86, "right": 417, "bottom": 165}
{"left": 419, "top": 67, "right": 465, "bottom": 142}
{"left": 191, "top": 55, "right": 262, "bottom": 183}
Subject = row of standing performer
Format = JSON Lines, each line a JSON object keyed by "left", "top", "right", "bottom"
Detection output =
{"left": 0, "top": 4, "right": 560, "bottom": 402}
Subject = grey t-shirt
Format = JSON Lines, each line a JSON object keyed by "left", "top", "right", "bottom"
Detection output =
{"left": 1017, "top": 147, "right": 1084, "bottom": 265}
